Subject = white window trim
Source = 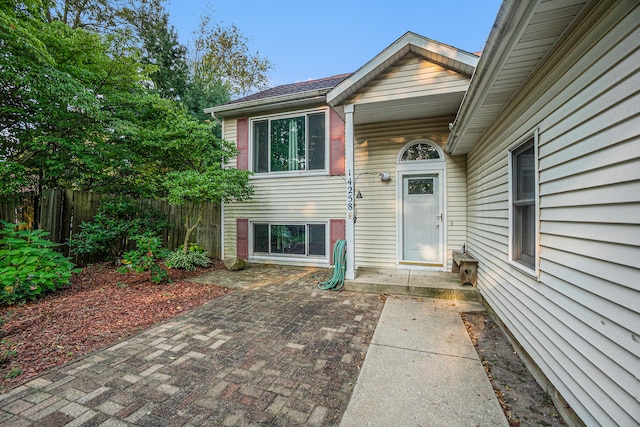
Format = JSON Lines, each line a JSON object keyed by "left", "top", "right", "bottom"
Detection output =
{"left": 396, "top": 139, "right": 445, "bottom": 163}
{"left": 248, "top": 220, "right": 330, "bottom": 265}
{"left": 395, "top": 140, "right": 447, "bottom": 271}
{"left": 249, "top": 108, "right": 329, "bottom": 177}
{"left": 508, "top": 128, "right": 540, "bottom": 278}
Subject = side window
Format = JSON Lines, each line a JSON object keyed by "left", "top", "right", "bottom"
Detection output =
{"left": 510, "top": 138, "right": 537, "bottom": 271}
{"left": 251, "top": 111, "right": 327, "bottom": 173}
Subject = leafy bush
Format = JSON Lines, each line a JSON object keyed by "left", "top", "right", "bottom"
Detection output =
{"left": 0, "top": 221, "right": 80, "bottom": 305}
{"left": 119, "top": 232, "right": 169, "bottom": 284}
{"left": 165, "top": 249, "right": 210, "bottom": 271}
{"left": 180, "top": 243, "right": 207, "bottom": 253}
{"left": 69, "top": 197, "right": 169, "bottom": 261}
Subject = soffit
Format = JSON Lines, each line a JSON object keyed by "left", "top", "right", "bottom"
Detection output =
{"left": 350, "top": 91, "right": 467, "bottom": 125}
{"left": 446, "top": 0, "right": 593, "bottom": 155}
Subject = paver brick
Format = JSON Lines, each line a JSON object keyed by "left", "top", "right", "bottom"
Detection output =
{"left": 0, "top": 266, "right": 383, "bottom": 426}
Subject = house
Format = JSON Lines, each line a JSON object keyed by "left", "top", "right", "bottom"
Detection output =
{"left": 206, "top": 33, "right": 478, "bottom": 277}
{"left": 446, "top": 0, "right": 640, "bottom": 425}
{"left": 206, "top": 0, "right": 639, "bottom": 425}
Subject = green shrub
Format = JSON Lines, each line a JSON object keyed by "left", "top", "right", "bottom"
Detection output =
{"left": 0, "top": 221, "right": 80, "bottom": 305}
{"left": 119, "top": 232, "right": 169, "bottom": 284}
{"left": 69, "top": 197, "right": 169, "bottom": 261}
{"left": 179, "top": 243, "right": 207, "bottom": 253}
{"left": 165, "top": 249, "right": 210, "bottom": 271}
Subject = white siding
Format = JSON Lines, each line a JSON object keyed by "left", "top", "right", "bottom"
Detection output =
{"left": 224, "top": 173, "right": 344, "bottom": 265}
{"left": 467, "top": 2, "right": 640, "bottom": 426}
{"left": 223, "top": 116, "right": 466, "bottom": 272}
{"left": 354, "top": 117, "right": 466, "bottom": 270}
{"left": 222, "top": 116, "right": 343, "bottom": 265}
{"left": 351, "top": 54, "right": 470, "bottom": 104}
{"left": 222, "top": 119, "right": 237, "bottom": 169}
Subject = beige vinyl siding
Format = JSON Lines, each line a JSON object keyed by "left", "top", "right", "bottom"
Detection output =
{"left": 222, "top": 119, "right": 238, "bottom": 169}
{"left": 353, "top": 117, "right": 465, "bottom": 270}
{"left": 351, "top": 54, "right": 470, "bottom": 104}
{"left": 222, "top": 116, "right": 344, "bottom": 265}
{"left": 224, "top": 175, "right": 344, "bottom": 263}
{"left": 445, "top": 154, "right": 467, "bottom": 268}
{"left": 467, "top": 2, "right": 639, "bottom": 426}
{"left": 224, "top": 173, "right": 344, "bottom": 265}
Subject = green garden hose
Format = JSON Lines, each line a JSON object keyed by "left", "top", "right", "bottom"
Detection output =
{"left": 318, "top": 239, "right": 347, "bottom": 291}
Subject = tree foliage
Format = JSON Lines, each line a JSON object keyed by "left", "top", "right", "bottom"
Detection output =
{"left": 1, "top": 4, "right": 156, "bottom": 196}
{"left": 127, "top": 0, "right": 189, "bottom": 101}
{"left": 43, "top": 0, "right": 133, "bottom": 31}
{"left": 161, "top": 120, "right": 253, "bottom": 252}
{"left": 194, "top": 17, "right": 272, "bottom": 99}
{"left": 2, "top": 0, "right": 260, "bottom": 243}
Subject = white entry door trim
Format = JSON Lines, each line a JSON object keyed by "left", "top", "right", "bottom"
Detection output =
{"left": 395, "top": 140, "right": 447, "bottom": 271}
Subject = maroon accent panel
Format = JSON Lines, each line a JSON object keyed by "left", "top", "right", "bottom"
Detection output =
{"left": 329, "top": 108, "right": 345, "bottom": 176}
{"left": 236, "top": 118, "right": 249, "bottom": 170}
{"left": 329, "top": 219, "right": 346, "bottom": 263}
{"left": 236, "top": 218, "right": 249, "bottom": 259}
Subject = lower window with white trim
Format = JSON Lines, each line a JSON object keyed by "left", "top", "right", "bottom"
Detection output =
{"left": 253, "top": 223, "right": 326, "bottom": 257}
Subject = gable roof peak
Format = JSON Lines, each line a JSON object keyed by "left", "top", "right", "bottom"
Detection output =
{"left": 327, "top": 32, "right": 480, "bottom": 107}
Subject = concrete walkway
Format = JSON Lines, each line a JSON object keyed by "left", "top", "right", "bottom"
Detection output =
{"left": 340, "top": 297, "right": 509, "bottom": 426}
{"left": 0, "top": 265, "right": 508, "bottom": 426}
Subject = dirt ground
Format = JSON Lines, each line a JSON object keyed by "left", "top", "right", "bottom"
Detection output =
{"left": 463, "top": 312, "right": 567, "bottom": 427}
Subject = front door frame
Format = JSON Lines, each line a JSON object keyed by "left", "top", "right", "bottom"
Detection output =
{"left": 396, "top": 140, "right": 447, "bottom": 271}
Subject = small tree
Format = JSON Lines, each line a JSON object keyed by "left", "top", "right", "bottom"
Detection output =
{"left": 166, "top": 167, "right": 252, "bottom": 255}
{"left": 161, "top": 117, "right": 253, "bottom": 254}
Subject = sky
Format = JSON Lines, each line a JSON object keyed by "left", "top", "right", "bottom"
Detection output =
{"left": 165, "top": 0, "right": 503, "bottom": 88}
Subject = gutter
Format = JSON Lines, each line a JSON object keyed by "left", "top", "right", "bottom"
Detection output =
{"left": 204, "top": 89, "right": 331, "bottom": 118}
{"left": 445, "top": 0, "right": 532, "bottom": 155}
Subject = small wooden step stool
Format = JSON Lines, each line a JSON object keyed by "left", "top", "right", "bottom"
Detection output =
{"left": 452, "top": 250, "right": 478, "bottom": 286}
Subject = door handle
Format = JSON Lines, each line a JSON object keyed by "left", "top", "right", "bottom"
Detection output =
{"left": 436, "top": 213, "right": 443, "bottom": 222}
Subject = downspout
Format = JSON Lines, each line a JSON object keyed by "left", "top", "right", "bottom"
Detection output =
{"left": 209, "top": 110, "right": 225, "bottom": 260}
{"left": 209, "top": 111, "right": 222, "bottom": 125}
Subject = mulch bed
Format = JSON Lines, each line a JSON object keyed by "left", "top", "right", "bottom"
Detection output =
{"left": 0, "top": 261, "right": 232, "bottom": 391}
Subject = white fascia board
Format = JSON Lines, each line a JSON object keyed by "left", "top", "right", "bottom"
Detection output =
{"left": 446, "top": 0, "right": 537, "bottom": 155}
{"left": 327, "top": 31, "right": 479, "bottom": 107}
{"left": 204, "top": 89, "right": 329, "bottom": 118}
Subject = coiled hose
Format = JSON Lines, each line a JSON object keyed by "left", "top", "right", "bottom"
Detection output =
{"left": 318, "top": 239, "right": 347, "bottom": 291}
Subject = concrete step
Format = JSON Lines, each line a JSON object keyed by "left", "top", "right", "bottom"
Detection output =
{"left": 343, "top": 268, "right": 481, "bottom": 302}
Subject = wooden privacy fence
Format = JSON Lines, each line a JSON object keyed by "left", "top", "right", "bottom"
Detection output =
{"left": 0, "top": 189, "right": 221, "bottom": 266}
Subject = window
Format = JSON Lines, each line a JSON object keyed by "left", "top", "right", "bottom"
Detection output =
{"left": 253, "top": 223, "right": 326, "bottom": 257}
{"left": 252, "top": 111, "right": 326, "bottom": 173}
{"left": 400, "top": 142, "right": 441, "bottom": 161}
{"left": 511, "top": 138, "right": 537, "bottom": 270}
{"left": 407, "top": 178, "right": 434, "bottom": 195}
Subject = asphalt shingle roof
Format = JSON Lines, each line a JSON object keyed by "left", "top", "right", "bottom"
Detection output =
{"left": 226, "top": 73, "right": 352, "bottom": 105}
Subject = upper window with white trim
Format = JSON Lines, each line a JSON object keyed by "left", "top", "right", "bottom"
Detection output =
{"left": 510, "top": 137, "right": 537, "bottom": 271}
{"left": 252, "top": 111, "right": 326, "bottom": 173}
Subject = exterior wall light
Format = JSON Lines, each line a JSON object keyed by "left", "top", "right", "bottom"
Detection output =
{"left": 379, "top": 172, "right": 391, "bottom": 181}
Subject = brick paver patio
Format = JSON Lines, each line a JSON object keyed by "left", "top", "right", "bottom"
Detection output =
{"left": 0, "top": 266, "right": 384, "bottom": 426}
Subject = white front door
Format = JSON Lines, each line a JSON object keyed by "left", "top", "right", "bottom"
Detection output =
{"left": 401, "top": 173, "right": 443, "bottom": 265}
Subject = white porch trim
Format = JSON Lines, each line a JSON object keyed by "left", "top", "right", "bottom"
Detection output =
{"left": 344, "top": 104, "right": 356, "bottom": 280}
